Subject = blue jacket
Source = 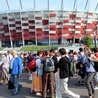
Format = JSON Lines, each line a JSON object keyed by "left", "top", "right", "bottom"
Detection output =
{"left": 11, "top": 56, "right": 22, "bottom": 75}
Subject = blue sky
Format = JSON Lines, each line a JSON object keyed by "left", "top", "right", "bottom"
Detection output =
{"left": 0, "top": 0, "right": 98, "bottom": 13}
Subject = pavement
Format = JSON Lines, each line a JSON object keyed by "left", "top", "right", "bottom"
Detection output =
{"left": 0, "top": 72, "right": 98, "bottom": 98}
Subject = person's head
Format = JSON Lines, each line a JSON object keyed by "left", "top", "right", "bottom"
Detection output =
{"left": 79, "top": 48, "right": 83, "bottom": 52}
{"left": 73, "top": 51, "right": 77, "bottom": 55}
{"left": 2, "top": 54, "right": 6, "bottom": 59}
{"left": 37, "top": 50, "right": 43, "bottom": 57}
{"left": 43, "top": 50, "right": 50, "bottom": 57}
{"left": 50, "top": 49, "right": 55, "bottom": 56}
{"left": 12, "top": 50, "right": 17, "bottom": 58}
{"left": 7, "top": 50, "right": 11, "bottom": 54}
{"left": 59, "top": 48, "right": 66, "bottom": 55}
{"left": 93, "top": 48, "right": 98, "bottom": 53}
{"left": 84, "top": 48, "right": 92, "bottom": 57}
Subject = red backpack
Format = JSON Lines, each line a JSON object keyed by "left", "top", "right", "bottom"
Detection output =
{"left": 28, "top": 58, "right": 37, "bottom": 72}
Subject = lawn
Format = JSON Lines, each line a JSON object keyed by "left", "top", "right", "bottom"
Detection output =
{"left": 0, "top": 47, "right": 4, "bottom": 51}
{"left": 20, "top": 45, "right": 57, "bottom": 52}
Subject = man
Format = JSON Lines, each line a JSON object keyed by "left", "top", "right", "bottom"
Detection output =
{"left": 76, "top": 48, "right": 85, "bottom": 86}
{"left": 57, "top": 48, "right": 80, "bottom": 98}
{"left": 10, "top": 50, "right": 22, "bottom": 96}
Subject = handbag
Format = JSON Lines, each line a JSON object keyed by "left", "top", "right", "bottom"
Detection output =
{"left": 8, "top": 80, "right": 14, "bottom": 89}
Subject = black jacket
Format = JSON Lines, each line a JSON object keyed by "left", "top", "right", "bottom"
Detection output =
{"left": 57, "top": 56, "right": 69, "bottom": 79}
{"left": 52, "top": 55, "right": 58, "bottom": 73}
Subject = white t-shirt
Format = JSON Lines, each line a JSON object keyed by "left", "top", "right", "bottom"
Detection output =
{"left": 73, "top": 55, "right": 78, "bottom": 61}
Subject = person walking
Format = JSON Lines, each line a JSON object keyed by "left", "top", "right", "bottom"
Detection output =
{"left": 10, "top": 50, "right": 22, "bottom": 96}
{"left": 84, "top": 48, "right": 98, "bottom": 98}
{"left": 57, "top": 48, "right": 80, "bottom": 98}
{"left": 0, "top": 54, "right": 9, "bottom": 85}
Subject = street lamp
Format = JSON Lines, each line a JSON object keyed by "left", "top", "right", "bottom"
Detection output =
{"left": 94, "top": 31, "right": 97, "bottom": 48}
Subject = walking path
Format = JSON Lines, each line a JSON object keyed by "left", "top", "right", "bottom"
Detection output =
{"left": 0, "top": 73, "right": 98, "bottom": 98}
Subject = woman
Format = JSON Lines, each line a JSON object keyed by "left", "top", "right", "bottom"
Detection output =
{"left": 0, "top": 54, "right": 9, "bottom": 85}
{"left": 73, "top": 51, "right": 78, "bottom": 74}
{"left": 84, "top": 48, "right": 98, "bottom": 98}
{"left": 31, "top": 50, "right": 43, "bottom": 96}
{"left": 42, "top": 50, "right": 54, "bottom": 98}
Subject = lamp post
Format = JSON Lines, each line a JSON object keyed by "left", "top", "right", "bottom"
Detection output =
{"left": 94, "top": 31, "right": 97, "bottom": 48}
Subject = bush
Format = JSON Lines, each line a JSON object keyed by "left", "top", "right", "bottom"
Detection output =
{"left": 83, "top": 34, "right": 93, "bottom": 48}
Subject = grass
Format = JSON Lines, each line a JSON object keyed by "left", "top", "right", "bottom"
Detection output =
{"left": 20, "top": 45, "right": 57, "bottom": 52}
{"left": 0, "top": 47, "right": 4, "bottom": 51}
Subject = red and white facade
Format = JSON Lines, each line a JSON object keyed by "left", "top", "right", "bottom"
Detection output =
{"left": 0, "top": 10, "right": 98, "bottom": 47}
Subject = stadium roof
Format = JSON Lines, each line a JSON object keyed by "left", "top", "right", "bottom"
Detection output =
{"left": 0, "top": 0, "right": 98, "bottom": 13}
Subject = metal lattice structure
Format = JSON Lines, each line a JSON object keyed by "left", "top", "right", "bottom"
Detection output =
{"left": 0, "top": 0, "right": 98, "bottom": 47}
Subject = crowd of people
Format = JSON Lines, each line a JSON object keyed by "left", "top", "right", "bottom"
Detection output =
{"left": 0, "top": 47, "right": 98, "bottom": 98}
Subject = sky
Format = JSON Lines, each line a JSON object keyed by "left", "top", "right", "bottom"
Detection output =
{"left": 0, "top": 0, "right": 98, "bottom": 13}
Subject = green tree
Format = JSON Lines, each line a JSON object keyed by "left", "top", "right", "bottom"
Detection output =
{"left": 83, "top": 34, "right": 93, "bottom": 47}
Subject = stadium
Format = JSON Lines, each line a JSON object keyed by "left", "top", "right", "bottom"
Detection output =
{"left": 0, "top": 0, "right": 98, "bottom": 47}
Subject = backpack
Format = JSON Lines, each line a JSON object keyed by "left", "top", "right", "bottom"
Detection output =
{"left": 28, "top": 58, "right": 37, "bottom": 72}
{"left": 44, "top": 57, "right": 55, "bottom": 72}
{"left": 76, "top": 53, "right": 84, "bottom": 69}
{"left": 78, "top": 53, "right": 83, "bottom": 64}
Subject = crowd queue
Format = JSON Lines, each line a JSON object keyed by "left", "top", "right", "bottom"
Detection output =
{"left": 0, "top": 47, "right": 98, "bottom": 98}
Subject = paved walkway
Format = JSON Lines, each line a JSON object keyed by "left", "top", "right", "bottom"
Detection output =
{"left": 0, "top": 73, "right": 98, "bottom": 98}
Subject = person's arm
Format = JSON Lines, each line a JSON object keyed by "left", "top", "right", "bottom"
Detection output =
{"left": 36, "top": 59, "right": 41, "bottom": 68}
{"left": 0, "top": 60, "right": 4, "bottom": 66}
{"left": 18, "top": 57, "right": 22, "bottom": 75}
{"left": 89, "top": 55, "right": 98, "bottom": 62}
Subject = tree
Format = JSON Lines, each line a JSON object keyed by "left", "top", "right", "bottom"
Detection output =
{"left": 83, "top": 34, "right": 93, "bottom": 48}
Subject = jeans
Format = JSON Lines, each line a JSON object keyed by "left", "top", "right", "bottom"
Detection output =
{"left": 85, "top": 72, "right": 95, "bottom": 97}
{"left": 42, "top": 72, "right": 54, "bottom": 98}
{"left": 10, "top": 74, "right": 21, "bottom": 94}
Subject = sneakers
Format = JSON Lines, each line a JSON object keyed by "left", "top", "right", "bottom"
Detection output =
{"left": 75, "top": 81, "right": 84, "bottom": 86}
{"left": 81, "top": 82, "right": 84, "bottom": 86}
{"left": 18, "top": 85, "right": 22, "bottom": 91}
{"left": 75, "top": 94, "right": 80, "bottom": 98}
{"left": 75, "top": 82, "right": 81, "bottom": 86}
{"left": 11, "top": 92, "right": 18, "bottom": 96}
{"left": 36, "top": 92, "right": 41, "bottom": 96}
{"left": 94, "top": 86, "right": 98, "bottom": 90}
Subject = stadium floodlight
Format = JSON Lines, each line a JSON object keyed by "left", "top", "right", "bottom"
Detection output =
{"left": 84, "top": 0, "right": 89, "bottom": 10}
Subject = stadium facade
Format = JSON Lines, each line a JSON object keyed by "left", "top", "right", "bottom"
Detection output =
{"left": 0, "top": 0, "right": 98, "bottom": 47}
